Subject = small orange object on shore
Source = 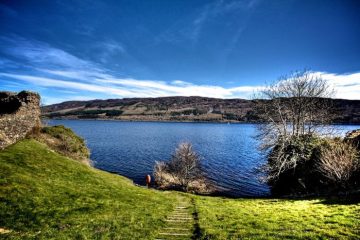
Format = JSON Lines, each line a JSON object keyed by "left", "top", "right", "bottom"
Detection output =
{"left": 145, "top": 174, "right": 151, "bottom": 188}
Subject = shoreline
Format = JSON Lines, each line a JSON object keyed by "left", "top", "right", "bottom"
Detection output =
{"left": 43, "top": 117, "right": 360, "bottom": 125}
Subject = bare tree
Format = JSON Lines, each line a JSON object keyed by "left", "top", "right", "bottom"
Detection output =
{"left": 256, "top": 70, "right": 335, "bottom": 181}
{"left": 154, "top": 142, "right": 205, "bottom": 191}
{"left": 317, "top": 140, "right": 359, "bottom": 184}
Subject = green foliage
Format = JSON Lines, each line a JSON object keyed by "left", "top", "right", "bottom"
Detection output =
{"left": 41, "top": 125, "right": 83, "bottom": 142}
{"left": 267, "top": 135, "right": 323, "bottom": 180}
{"left": 40, "top": 125, "right": 90, "bottom": 162}
{"left": 0, "top": 139, "right": 177, "bottom": 239}
{"left": 270, "top": 135, "right": 322, "bottom": 167}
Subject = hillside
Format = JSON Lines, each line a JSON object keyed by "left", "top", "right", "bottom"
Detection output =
{"left": 42, "top": 96, "right": 360, "bottom": 123}
{"left": 0, "top": 139, "right": 180, "bottom": 239}
{"left": 1, "top": 139, "right": 359, "bottom": 239}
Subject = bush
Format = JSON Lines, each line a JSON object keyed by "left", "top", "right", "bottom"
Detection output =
{"left": 264, "top": 135, "right": 324, "bottom": 195}
{"left": 267, "top": 135, "right": 360, "bottom": 196}
{"left": 154, "top": 142, "right": 212, "bottom": 193}
{"left": 36, "top": 125, "right": 91, "bottom": 165}
{"left": 266, "top": 135, "right": 321, "bottom": 182}
{"left": 317, "top": 140, "right": 359, "bottom": 185}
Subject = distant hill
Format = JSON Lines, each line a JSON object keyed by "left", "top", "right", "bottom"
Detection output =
{"left": 41, "top": 96, "right": 360, "bottom": 123}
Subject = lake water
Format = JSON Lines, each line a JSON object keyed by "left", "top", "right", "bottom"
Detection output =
{"left": 47, "top": 120, "right": 359, "bottom": 197}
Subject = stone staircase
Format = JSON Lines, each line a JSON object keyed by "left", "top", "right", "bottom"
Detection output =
{"left": 155, "top": 196, "right": 198, "bottom": 240}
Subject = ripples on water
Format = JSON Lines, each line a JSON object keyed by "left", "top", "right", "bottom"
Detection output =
{"left": 48, "top": 120, "right": 359, "bottom": 197}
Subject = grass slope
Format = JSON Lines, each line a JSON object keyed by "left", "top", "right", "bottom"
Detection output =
{"left": 195, "top": 196, "right": 360, "bottom": 239}
{"left": 1, "top": 139, "right": 359, "bottom": 239}
{"left": 0, "top": 139, "right": 178, "bottom": 239}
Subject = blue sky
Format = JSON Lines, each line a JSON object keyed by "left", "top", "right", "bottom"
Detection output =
{"left": 0, "top": 0, "right": 359, "bottom": 104}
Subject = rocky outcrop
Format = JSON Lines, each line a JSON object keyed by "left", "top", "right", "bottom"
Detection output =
{"left": 0, "top": 91, "right": 41, "bottom": 149}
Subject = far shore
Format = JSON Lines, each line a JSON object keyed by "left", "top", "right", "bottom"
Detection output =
{"left": 43, "top": 117, "right": 360, "bottom": 125}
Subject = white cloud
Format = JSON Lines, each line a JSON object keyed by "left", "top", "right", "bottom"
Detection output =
{"left": 0, "top": 72, "right": 259, "bottom": 99}
{"left": 171, "top": 80, "right": 193, "bottom": 86}
{"left": 1, "top": 36, "right": 359, "bottom": 103}
{"left": 0, "top": 73, "right": 136, "bottom": 97}
{"left": 0, "top": 36, "right": 101, "bottom": 71}
{"left": 2, "top": 70, "right": 360, "bottom": 104}
{"left": 313, "top": 72, "right": 360, "bottom": 100}
{"left": 42, "top": 95, "right": 96, "bottom": 105}
{"left": 96, "top": 40, "right": 126, "bottom": 63}
{"left": 190, "top": 0, "right": 261, "bottom": 42}
{"left": 39, "top": 69, "right": 111, "bottom": 81}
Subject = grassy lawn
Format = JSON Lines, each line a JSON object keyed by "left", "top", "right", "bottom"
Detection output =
{"left": 0, "top": 139, "right": 178, "bottom": 239}
{"left": 194, "top": 196, "right": 360, "bottom": 239}
{"left": 1, "top": 139, "right": 359, "bottom": 239}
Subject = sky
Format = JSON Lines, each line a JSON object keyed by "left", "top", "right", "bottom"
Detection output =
{"left": 0, "top": 0, "right": 359, "bottom": 104}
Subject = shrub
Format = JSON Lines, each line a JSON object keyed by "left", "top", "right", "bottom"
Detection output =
{"left": 266, "top": 135, "right": 321, "bottom": 182}
{"left": 154, "top": 142, "right": 212, "bottom": 193}
{"left": 36, "top": 125, "right": 91, "bottom": 165}
{"left": 267, "top": 136, "right": 360, "bottom": 196}
{"left": 317, "top": 140, "right": 359, "bottom": 184}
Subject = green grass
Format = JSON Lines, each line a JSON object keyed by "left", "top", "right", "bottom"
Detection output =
{"left": 39, "top": 125, "right": 90, "bottom": 162}
{"left": 194, "top": 196, "right": 360, "bottom": 239}
{"left": 1, "top": 139, "right": 359, "bottom": 239}
{"left": 0, "top": 139, "right": 178, "bottom": 239}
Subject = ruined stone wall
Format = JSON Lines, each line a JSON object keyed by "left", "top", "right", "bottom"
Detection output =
{"left": 0, "top": 91, "right": 41, "bottom": 149}
{"left": 345, "top": 129, "right": 360, "bottom": 151}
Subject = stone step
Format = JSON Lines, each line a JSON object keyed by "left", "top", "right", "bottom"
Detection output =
{"left": 165, "top": 220, "right": 191, "bottom": 223}
{"left": 155, "top": 198, "right": 193, "bottom": 240}
{"left": 167, "top": 217, "right": 192, "bottom": 220}
{"left": 155, "top": 237, "right": 190, "bottom": 240}
{"left": 165, "top": 219, "right": 190, "bottom": 223}
{"left": 159, "top": 232, "right": 191, "bottom": 236}
{"left": 170, "top": 215, "right": 191, "bottom": 218}
{"left": 163, "top": 227, "right": 190, "bottom": 231}
{"left": 164, "top": 224, "right": 192, "bottom": 228}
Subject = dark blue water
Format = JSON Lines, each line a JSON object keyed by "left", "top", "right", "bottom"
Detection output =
{"left": 47, "top": 120, "right": 359, "bottom": 197}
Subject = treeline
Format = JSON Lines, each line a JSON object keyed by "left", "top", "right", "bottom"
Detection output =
{"left": 46, "top": 108, "right": 251, "bottom": 121}
{"left": 48, "top": 109, "right": 123, "bottom": 118}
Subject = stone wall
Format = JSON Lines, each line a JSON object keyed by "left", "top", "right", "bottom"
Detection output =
{"left": 0, "top": 91, "right": 41, "bottom": 149}
{"left": 345, "top": 129, "right": 360, "bottom": 151}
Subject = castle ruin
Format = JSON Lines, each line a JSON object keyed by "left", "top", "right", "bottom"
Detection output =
{"left": 0, "top": 91, "right": 41, "bottom": 149}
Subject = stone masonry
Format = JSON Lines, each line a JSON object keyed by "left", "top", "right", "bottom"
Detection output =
{"left": 0, "top": 91, "right": 41, "bottom": 149}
